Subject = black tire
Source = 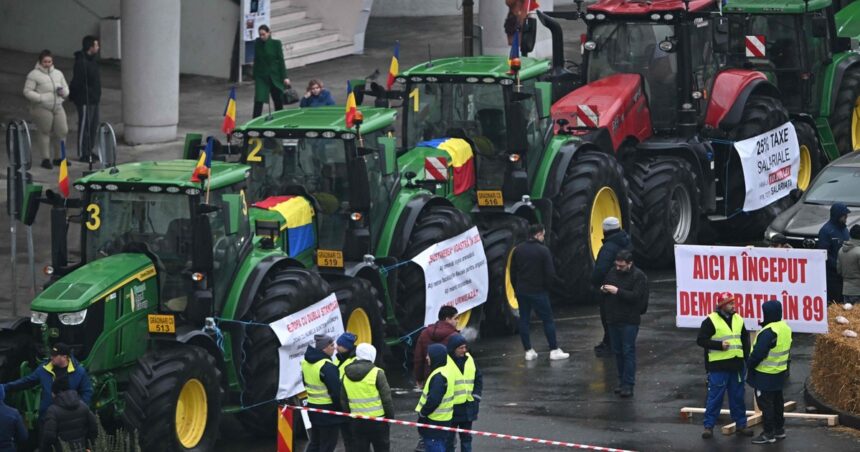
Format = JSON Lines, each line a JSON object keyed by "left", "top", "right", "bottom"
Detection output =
{"left": 793, "top": 120, "right": 824, "bottom": 192}
{"left": 397, "top": 205, "right": 475, "bottom": 335}
{"left": 237, "top": 267, "right": 330, "bottom": 435}
{"left": 123, "top": 345, "right": 221, "bottom": 452}
{"left": 628, "top": 157, "right": 701, "bottom": 267}
{"left": 551, "top": 151, "right": 628, "bottom": 302}
{"left": 477, "top": 215, "right": 528, "bottom": 336}
{"left": 831, "top": 68, "right": 860, "bottom": 155}
{"left": 330, "top": 277, "right": 387, "bottom": 363}
{"left": 0, "top": 329, "right": 37, "bottom": 382}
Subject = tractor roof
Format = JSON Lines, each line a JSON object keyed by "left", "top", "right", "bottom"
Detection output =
{"left": 76, "top": 160, "right": 250, "bottom": 191}
{"left": 400, "top": 56, "right": 550, "bottom": 81}
{"left": 588, "top": 0, "right": 715, "bottom": 14}
{"left": 723, "top": 0, "right": 831, "bottom": 13}
{"left": 237, "top": 106, "right": 396, "bottom": 134}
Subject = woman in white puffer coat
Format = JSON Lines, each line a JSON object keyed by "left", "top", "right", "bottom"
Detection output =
{"left": 23, "top": 49, "right": 69, "bottom": 169}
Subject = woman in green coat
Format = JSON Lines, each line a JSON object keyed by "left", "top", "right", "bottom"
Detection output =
{"left": 253, "top": 25, "right": 290, "bottom": 118}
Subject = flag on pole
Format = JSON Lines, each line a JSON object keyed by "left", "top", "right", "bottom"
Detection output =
{"left": 191, "top": 137, "right": 213, "bottom": 183}
{"left": 386, "top": 41, "right": 400, "bottom": 90}
{"left": 345, "top": 81, "right": 357, "bottom": 128}
{"left": 58, "top": 140, "right": 69, "bottom": 198}
{"left": 509, "top": 29, "right": 520, "bottom": 64}
{"left": 221, "top": 87, "right": 237, "bottom": 135}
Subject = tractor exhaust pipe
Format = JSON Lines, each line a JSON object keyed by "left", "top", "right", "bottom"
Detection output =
{"left": 537, "top": 11, "right": 565, "bottom": 74}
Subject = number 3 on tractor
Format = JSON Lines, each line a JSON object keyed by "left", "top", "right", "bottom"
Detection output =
{"left": 85, "top": 203, "right": 101, "bottom": 231}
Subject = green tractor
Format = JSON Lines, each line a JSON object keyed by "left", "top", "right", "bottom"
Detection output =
{"left": 723, "top": 0, "right": 860, "bottom": 173}
{"left": 1, "top": 158, "right": 339, "bottom": 450}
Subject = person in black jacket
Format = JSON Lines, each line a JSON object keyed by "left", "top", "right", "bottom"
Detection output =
{"left": 446, "top": 334, "right": 482, "bottom": 452}
{"left": 818, "top": 203, "right": 851, "bottom": 303}
{"left": 39, "top": 377, "right": 98, "bottom": 452}
{"left": 301, "top": 334, "right": 344, "bottom": 452}
{"left": 415, "top": 344, "right": 454, "bottom": 452}
{"left": 68, "top": 35, "right": 101, "bottom": 163}
{"left": 747, "top": 300, "right": 792, "bottom": 444}
{"left": 600, "top": 250, "right": 648, "bottom": 397}
{"left": 591, "top": 217, "right": 631, "bottom": 357}
{"left": 510, "top": 223, "right": 569, "bottom": 361}
{"left": 0, "top": 384, "right": 26, "bottom": 452}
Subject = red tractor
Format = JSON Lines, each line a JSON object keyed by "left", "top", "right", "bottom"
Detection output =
{"left": 548, "top": 0, "right": 820, "bottom": 266}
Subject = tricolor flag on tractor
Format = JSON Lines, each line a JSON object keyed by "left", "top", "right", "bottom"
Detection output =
{"left": 386, "top": 41, "right": 399, "bottom": 90}
{"left": 58, "top": 140, "right": 69, "bottom": 198}
{"left": 191, "top": 137, "right": 213, "bottom": 183}
{"left": 345, "top": 81, "right": 357, "bottom": 128}
{"left": 221, "top": 86, "right": 237, "bottom": 135}
{"left": 417, "top": 138, "right": 475, "bottom": 194}
{"left": 509, "top": 29, "right": 520, "bottom": 64}
{"left": 252, "top": 195, "right": 315, "bottom": 256}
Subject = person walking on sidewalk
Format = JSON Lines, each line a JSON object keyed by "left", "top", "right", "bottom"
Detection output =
{"left": 446, "top": 334, "right": 482, "bottom": 452}
{"left": 415, "top": 344, "right": 455, "bottom": 452}
{"left": 601, "top": 250, "right": 648, "bottom": 397}
{"left": 301, "top": 334, "right": 344, "bottom": 452}
{"left": 23, "top": 50, "right": 69, "bottom": 170}
{"left": 591, "top": 216, "right": 631, "bottom": 357}
{"left": 252, "top": 25, "right": 289, "bottom": 118}
{"left": 838, "top": 225, "right": 860, "bottom": 304}
{"left": 747, "top": 300, "right": 792, "bottom": 445}
{"left": 413, "top": 306, "right": 460, "bottom": 387}
{"left": 341, "top": 343, "right": 394, "bottom": 452}
{"left": 69, "top": 35, "right": 101, "bottom": 163}
{"left": 696, "top": 292, "right": 753, "bottom": 439}
{"left": 510, "top": 223, "right": 569, "bottom": 361}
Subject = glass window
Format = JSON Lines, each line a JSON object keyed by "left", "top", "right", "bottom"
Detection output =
{"left": 731, "top": 15, "right": 801, "bottom": 70}
{"left": 206, "top": 189, "right": 247, "bottom": 306}
{"left": 804, "top": 167, "right": 860, "bottom": 205}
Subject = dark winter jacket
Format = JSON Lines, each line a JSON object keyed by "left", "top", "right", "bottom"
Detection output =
{"left": 696, "top": 310, "right": 750, "bottom": 373}
{"left": 602, "top": 265, "right": 649, "bottom": 325}
{"left": 302, "top": 346, "right": 344, "bottom": 426}
{"left": 418, "top": 344, "right": 452, "bottom": 439}
{"left": 5, "top": 358, "right": 92, "bottom": 416}
{"left": 69, "top": 51, "right": 100, "bottom": 105}
{"left": 592, "top": 229, "right": 632, "bottom": 287}
{"left": 747, "top": 301, "right": 789, "bottom": 392}
{"left": 299, "top": 89, "right": 336, "bottom": 108}
{"left": 0, "top": 384, "right": 27, "bottom": 452}
{"left": 413, "top": 320, "right": 459, "bottom": 384}
{"left": 511, "top": 239, "right": 560, "bottom": 295}
{"left": 447, "top": 335, "right": 482, "bottom": 422}
{"left": 39, "top": 390, "right": 98, "bottom": 452}
{"left": 340, "top": 359, "right": 395, "bottom": 418}
{"left": 838, "top": 238, "right": 860, "bottom": 296}
{"left": 818, "top": 203, "right": 851, "bottom": 271}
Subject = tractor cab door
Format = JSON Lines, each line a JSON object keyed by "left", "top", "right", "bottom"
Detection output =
{"left": 197, "top": 189, "right": 250, "bottom": 310}
{"left": 353, "top": 131, "right": 397, "bottom": 248}
{"left": 690, "top": 17, "right": 720, "bottom": 122}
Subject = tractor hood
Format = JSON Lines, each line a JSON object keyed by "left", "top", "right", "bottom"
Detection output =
{"left": 836, "top": 1, "right": 860, "bottom": 40}
{"left": 32, "top": 254, "right": 156, "bottom": 313}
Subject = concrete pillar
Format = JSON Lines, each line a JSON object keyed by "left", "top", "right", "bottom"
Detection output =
{"left": 121, "top": 0, "right": 180, "bottom": 144}
{"left": 478, "top": 0, "right": 554, "bottom": 59}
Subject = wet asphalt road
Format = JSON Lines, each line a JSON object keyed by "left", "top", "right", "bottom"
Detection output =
{"left": 217, "top": 267, "right": 860, "bottom": 451}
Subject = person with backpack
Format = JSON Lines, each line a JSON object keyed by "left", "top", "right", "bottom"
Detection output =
{"left": 39, "top": 377, "right": 98, "bottom": 452}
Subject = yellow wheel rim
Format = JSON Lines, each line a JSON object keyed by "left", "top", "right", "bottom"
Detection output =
{"left": 505, "top": 249, "right": 519, "bottom": 310}
{"left": 175, "top": 378, "right": 208, "bottom": 449}
{"left": 797, "top": 144, "right": 812, "bottom": 191}
{"left": 347, "top": 308, "right": 373, "bottom": 345}
{"left": 456, "top": 309, "right": 472, "bottom": 330}
{"left": 852, "top": 98, "right": 860, "bottom": 151}
{"left": 589, "top": 187, "right": 622, "bottom": 260}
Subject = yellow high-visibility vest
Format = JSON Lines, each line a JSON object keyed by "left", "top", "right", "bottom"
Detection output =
{"left": 343, "top": 366, "right": 385, "bottom": 417}
{"left": 338, "top": 356, "right": 356, "bottom": 378}
{"left": 754, "top": 320, "right": 792, "bottom": 374}
{"left": 451, "top": 353, "right": 476, "bottom": 404}
{"left": 707, "top": 312, "right": 744, "bottom": 362}
{"left": 301, "top": 358, "right": 333, "bottom": 405}
{"left": 414, "top": 359, "right": 456, "bottom": 422}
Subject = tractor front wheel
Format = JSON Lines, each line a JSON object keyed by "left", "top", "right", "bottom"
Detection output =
{"left": 123, "top": 345, "right": 221, "bottom": 452}
{"left": 831, "top": 68, "right": 860, "bottom": 154}
{"left": 477, "top": 215, "right": 528, "bottom": 336}
{"left": 793, "top": 120, "right": 824, "bottom": 192}
{"left": 331, "top": 277, "right": 387, "bottom": 362}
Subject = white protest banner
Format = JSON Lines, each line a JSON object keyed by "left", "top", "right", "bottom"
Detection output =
{"left": 734, "top": 121, "right": 799, "bottom": 212}
{"left": 269, "top": 293, "right": 344, "bottom": 399}
{"left": 675, "top": 245, "right": 828, "bottom": 333}
{"left": 412, "top": 226, "right": 489, "bottom": 326}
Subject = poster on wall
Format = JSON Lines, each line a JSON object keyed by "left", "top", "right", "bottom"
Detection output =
{"left": 243, "top": 0, "right": 271, "bottom": 42}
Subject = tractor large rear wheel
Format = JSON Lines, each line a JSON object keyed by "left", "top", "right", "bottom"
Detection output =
{"left": 551, "top": 151, "right": 628, "bottom": 302}
{"left": 237, "top": 267, "right": 330, "bottom": 435}
{"left": 331, "top": 277, "right": 387, "bottom": 362}
{"left": 123, "top": 345, "right": 221, "bottom": 452}
{"left": 628, "top": 157, "right": 701, "bottom": 267}
{"left": 397, "top": 205, "right": 479, "bottom": 336}
{"left": 831, "top": 68, "right": 860, "bottom": 155}
{"left": 477, "top": 215, "right": 528, "bottom": 336}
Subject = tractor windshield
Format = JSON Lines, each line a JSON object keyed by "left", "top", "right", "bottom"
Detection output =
{"left": 587, "top": 22, "right": 678, "bottom": 128}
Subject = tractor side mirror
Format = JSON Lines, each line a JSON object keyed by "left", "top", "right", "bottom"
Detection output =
{"left": 21, "top": 183, "right": 43, "bottom": 226}
{"left": 348, "top": 158, "right": 372, "bottom": 211}
{"left": 521, "top": 16, "right": 538, "bottom": 55}
{"left": 221, "top": 193, "right": 244, "bottom": 236}
{"left": 812, "top": 15, "right": 828, "bottom": 38}
{"left": 713, "top": 15, "right": 729, "bottom": 53}
{"left": 182, "top": 133, "right": 203, "bottom": 160}
{"left": 534, "top": 81, "right": 553, "bottom": 118}
{"left": 377, "top": 136, "right": 397, "bottom": 175}
{"left": 192, "top": 213, "right": 214, "bottom": 273}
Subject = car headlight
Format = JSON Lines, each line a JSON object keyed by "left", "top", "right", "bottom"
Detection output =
{"left": 58, "top": 309, "right": 87, "bottom": 326}
{"left": 764, "top": 227, "right": 778, "bottom": 240}
{"left": 30, "top": 311, "right": 48, "bottom": 325}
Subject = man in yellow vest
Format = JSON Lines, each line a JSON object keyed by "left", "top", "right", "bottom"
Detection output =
{"left": 335, "top": 332, "right": 357, "bottom": 451}
{"left": 446, "top": 334, "right": 482, "bottom": 452}
{"left": 301, "top": 334, "right": 344, "bottom": 452}
{"left": 696, "top": 293, "right": 754, "bottom": 439}
{"left": 747, "top": 300, "right": 792, "bottom": 445}
{"left": 415, "top": 343, "right": 455, "bottom": 452}
{"left": 340, "top": 343, "right": 394, "bottom": 452}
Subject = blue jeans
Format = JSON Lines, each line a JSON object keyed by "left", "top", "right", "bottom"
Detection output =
{"left": 424, "top": 437, "right": 448, "bottom": 452}
{"left": 516, "top": 291, "right": 558, "bottom": 350}
{"left": 704, "top": 370, "right": 747, "bottom": 429}
{"left": 445, "top": 420, "right": 472, "bottom": 452}
{"left": 607, "top": 323, "right": 638, "bottom": 388}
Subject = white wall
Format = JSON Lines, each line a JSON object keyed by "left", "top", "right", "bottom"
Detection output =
{"left": 372, "top": 0, "right": 477, "bottom": 17}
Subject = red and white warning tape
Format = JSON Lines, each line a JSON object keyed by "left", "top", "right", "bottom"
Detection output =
{"left": 280, "top": 405, "right": 637, "bottom": 452}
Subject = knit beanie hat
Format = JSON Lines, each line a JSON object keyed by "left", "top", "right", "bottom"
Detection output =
{"left": 602, "top": 217, "right": 621, "bottom": 232}
{"left": 355, "top": 343, "right": 377, "bottom": 363}
{"left": 337, "top": 332, "right": 357, "bottom": 351}
{"left": 314, "top": 334, "right": 334, "bottom": 350}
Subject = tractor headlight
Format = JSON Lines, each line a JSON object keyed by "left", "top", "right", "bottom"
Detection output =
{"left": 659, "top": 40, "right": 674, "bottom": 52}
{"left": 30, "top": 311, "right": 48, "bottom": 325}
{"left": 584, "top": 41, "right": 597, "bottom": 51}
{"left": 58, "top": 309, "right": 87, "bottom": 326}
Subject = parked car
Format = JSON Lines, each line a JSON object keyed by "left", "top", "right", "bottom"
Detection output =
{"left": 766, "top": 152, "right": 860, "bottom": 248}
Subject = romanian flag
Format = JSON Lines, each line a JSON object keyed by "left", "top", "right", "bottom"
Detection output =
{"left": 58, "top": 140, "right": 69, "bottom": 198}
{"left": 386, "top": 41, "right": 400, "bottom": 90}
{"left": 509, "top": 29, "right": 520, "bottom": 64}
{"left": 417, "top": 138, "right": 475, "bottom": 195}
{"left": 345, "top": 81, "right": 357, "bottom": 128}
{"left": 221, "top": 86, "right": 237, "bottom": 135}
{"left": 252, "top": 196, "right": 315, "bottom": 256}
{"left": 191, "top": 137, "right": 213, "bottom": 183}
